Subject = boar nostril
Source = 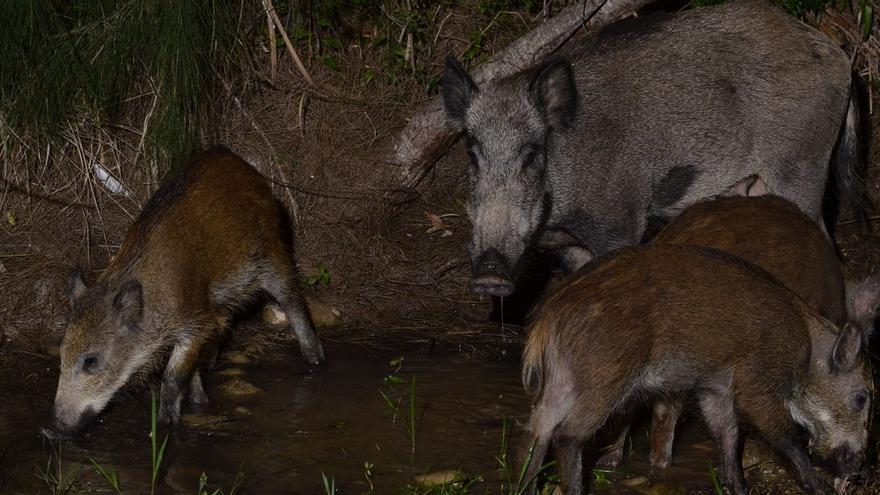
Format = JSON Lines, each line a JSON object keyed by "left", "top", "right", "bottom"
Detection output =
{"left": 473, "top": 249, "right": 511, "bottom": 277}
{"left": 470, "top": 275, "right": 515, "bottom": 297}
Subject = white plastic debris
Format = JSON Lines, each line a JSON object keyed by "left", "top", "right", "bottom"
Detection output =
{"left": 92, "top": 162, "right": 131, "bottom": 198}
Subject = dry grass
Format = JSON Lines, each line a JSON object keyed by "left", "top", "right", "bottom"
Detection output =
{"left": 0, "top": 3, "right": 522, "bottom": 350}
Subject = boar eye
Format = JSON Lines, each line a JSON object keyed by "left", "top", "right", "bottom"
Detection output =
{"left": 853, "top": 390, "right": 870, "bottom": 412}
{"left": 521, "top": 149, "right": 543, "bottom": 175}
{"left": 80, "top": 353, "right": 100, "bottom": 375}
{"left": 466, "top": 149, "right": 479, "bottom": 169}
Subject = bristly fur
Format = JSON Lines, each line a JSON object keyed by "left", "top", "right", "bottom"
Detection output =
{"left": 53, "top": 147, "right": 323, "bottom": 433}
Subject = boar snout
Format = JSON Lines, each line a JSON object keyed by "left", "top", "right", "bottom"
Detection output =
{"left": 51, "top": 403, "right": 97, "bottom": 436}
{"left": 470, "top": 248, "right": 515, "bottom": 297}
{"left": 825, "top": 444, "right": 865, "bottom": 479}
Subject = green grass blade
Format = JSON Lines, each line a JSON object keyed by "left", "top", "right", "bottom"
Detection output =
{"left": 409, "top": 376, "right": 417, "bottom": 455}
{"left": 89, "top": 458, "right": 121, "bottom": 492}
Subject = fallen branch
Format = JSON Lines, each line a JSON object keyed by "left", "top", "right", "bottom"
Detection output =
{"left": 387, "top": 0, "right": 652, "bottom": 189}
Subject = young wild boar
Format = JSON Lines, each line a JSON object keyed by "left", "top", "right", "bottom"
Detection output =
{"left": 634, "top": 195, "right": 880, "bottom": 470}
{"left": 51, "top": 146, "right": 324, "bottom": 435}
{"left": 521, "top": 245, "right": 871, "bottom": 495}
{"left": 624, "top": 195, "right": 859, "bottom": 469}
{"left": 442, "top": 0, "right": 867, "bottom": 297}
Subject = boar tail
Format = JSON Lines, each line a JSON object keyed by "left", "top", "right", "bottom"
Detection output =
{"left": 832, "top": 78, "right": 871, "bottom": 225}
{"left": 522, "top": 318, "right": 554, "bottom": 399}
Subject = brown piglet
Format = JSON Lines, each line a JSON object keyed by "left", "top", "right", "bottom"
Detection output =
{"left": 51, "top": 146, "right": 324, "bottom": 435}
{"left": 521, "top": 244, "right": 871, "bottom": 495}
{"left": 597, "top": 195, "right": 880, "bottom": 469}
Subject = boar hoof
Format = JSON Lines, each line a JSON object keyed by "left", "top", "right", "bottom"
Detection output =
{"left": 158, "top": 396, "right": 182, "bottom": 425}
{"left": 595, "top": 448, "right": 623, "bottom": 468}
{"left": 299, "top": 339, "right": 326, "bottom": 366}
{"left": 649, "top": 452, "right": 671, "bottom": 469}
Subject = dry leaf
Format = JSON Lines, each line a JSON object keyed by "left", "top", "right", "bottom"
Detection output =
{"left": 425, "top": 212, "right": 449, "bottom": 234}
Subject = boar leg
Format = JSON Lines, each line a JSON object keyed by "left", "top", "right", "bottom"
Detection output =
{"left": 649, "top": 398, "right": 683, "bottom": 468}
{"left": 280, "top": 291, "right": 325, "bottom": 365}
{"left": 261, "top": 271, "right": 326, "bottom": 365}
{"left": 188, "top": 370, "right": 209, "bottom": 406}
{"left": 554, "top": 434, "right": 585, "bottom": 495}
{"left": 698, "top": 390, "right": 748, "bottom": 495}
{"left": 595, "top": 423, "right": 628, "bottom": 468}
{"left": 769, "top": 432, "right": 831, "bottom": 495}
{"left": 160, "top": 335, "right": 207, "bottom": 423}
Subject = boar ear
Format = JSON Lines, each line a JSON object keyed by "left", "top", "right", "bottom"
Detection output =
{"left": 113, "top": 280, "right": 143, "bottom": 328}
{"left": 831, "top": 323, "right": 863, "bottom": 373}
{"left": 846, "top": 273, "right": 880, "bottom": 334}
{"left": 529, "top": 58, "right": 577, "bottom": 130}
{"left": 442, "top": 56, "right": 478, "bottom": 131}
{"left": 66, "top": 269, "right": 87, "bottom": 305}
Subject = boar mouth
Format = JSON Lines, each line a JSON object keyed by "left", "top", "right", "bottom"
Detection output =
{"left": 820, "top": 445, "right": 865, "bottom": 480}
{"left": 50, "top": 405, "right": 98, "bottom": 437}
{"left": 470, "top": 248, "right": 515, "bottom": 297}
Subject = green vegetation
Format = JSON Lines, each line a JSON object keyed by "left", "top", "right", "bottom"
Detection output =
{"left": 709, "top": 463, "right": 724, "bottom": 495}
{"left": 0, "top": 0, "right": 538, "bottom": 178}
{"left": 89, "top": 459, "right": 121, "bottom": 493}
{"left": 150, "top": 391, "right": 170, "bottom": 495}
{"left": 36, "top": 445, "right": 81, "bottom": 495}
{"left": 305, "top": 263, "right": 332, "bottom": 286}
{"left": 0, "top": 1, "right": 246, "bottom": 170}
{"left": 37, "top": 392, "right": 242, "bottom": 494}
{"left": 322, "top": 471, "right": 337, "bottom": 494}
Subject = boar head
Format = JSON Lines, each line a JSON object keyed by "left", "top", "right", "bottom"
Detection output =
{"left": 52, "top": 271, "right": 158, "bottom": 434}
{"left": 442, "top": 57, "right": 577, "bottom": 297}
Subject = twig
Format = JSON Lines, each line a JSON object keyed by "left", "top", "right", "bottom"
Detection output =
{"left": 267, "top": 8, "right": 277, "bottom": 80}
{"left": 433, "top": 11, "right": 454, "bottom": 47}
{"left": 298, "top": 93, "right": 308, "bottom": 137}
{"left": 133, "top": 79, "right": 160, "bottom": 181}
{"left": 260, "top": 0, "right": 314, "bottom": 86}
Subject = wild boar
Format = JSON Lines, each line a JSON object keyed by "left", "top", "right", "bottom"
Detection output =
{"left": 442, "top": 0, "right": 866, "bottom": 297}
{"left": 51, "top": 146, "right": 324, "bottom": 434}
{"left": 521, "top": 244, "right": 871, "bottom": 495}
{"left": 634, "top": 195, "right": 880, "bottom": 470}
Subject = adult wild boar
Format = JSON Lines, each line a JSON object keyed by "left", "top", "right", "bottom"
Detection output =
{"left": 442, "top": 0, "right": 866, "bottom": 296}
{"left": 597, "top": 195, "right": 880, "bottom": 469}
{"left": 51, "top": 146, "right": 324, "bottom": 435}
{"left": 521, "top": 245, "right": 872, "bottom": 495}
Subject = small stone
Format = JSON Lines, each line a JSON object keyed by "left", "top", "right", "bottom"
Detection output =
{"left": 233, "top": 406, "right": 251, "bottom": 415}
{"left": 307, "top": 298, "right": 341, "bottom": 328}
{"left": 622, "top": 476, "right": 649, "bottom": 487}
{"left": 217, "top": 377, "right": 263, "bottom": 398}
{"left": 413, "top": 469, "right": 462, "bottom": 486}
{"left": 223, "top": 351, "right": 251, "bottom": 365}
{"left": 690, "top": 440, "right": 714, "bottom": 454}
{"left": 216, "top": 367, "right": 246, "bottom": 377}
{"left": 262, "top": 304, "right": 288, "bottom": 326}
{"left": 181, "top": 413, "right": 227, "bottom": 429}
{"left": 647, "top": 482, "right": 687, "bottom": 495}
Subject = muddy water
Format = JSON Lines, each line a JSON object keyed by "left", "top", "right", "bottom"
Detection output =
{"left": 0, "top": 341, "right": 743, "bottom": 494}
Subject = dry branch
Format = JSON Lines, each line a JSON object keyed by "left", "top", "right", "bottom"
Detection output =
{"left": 261, "top": 0, "right": 314, "bottom": 86}
{"left": 388, "top": 0, "right": 652, "bottom": 189}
